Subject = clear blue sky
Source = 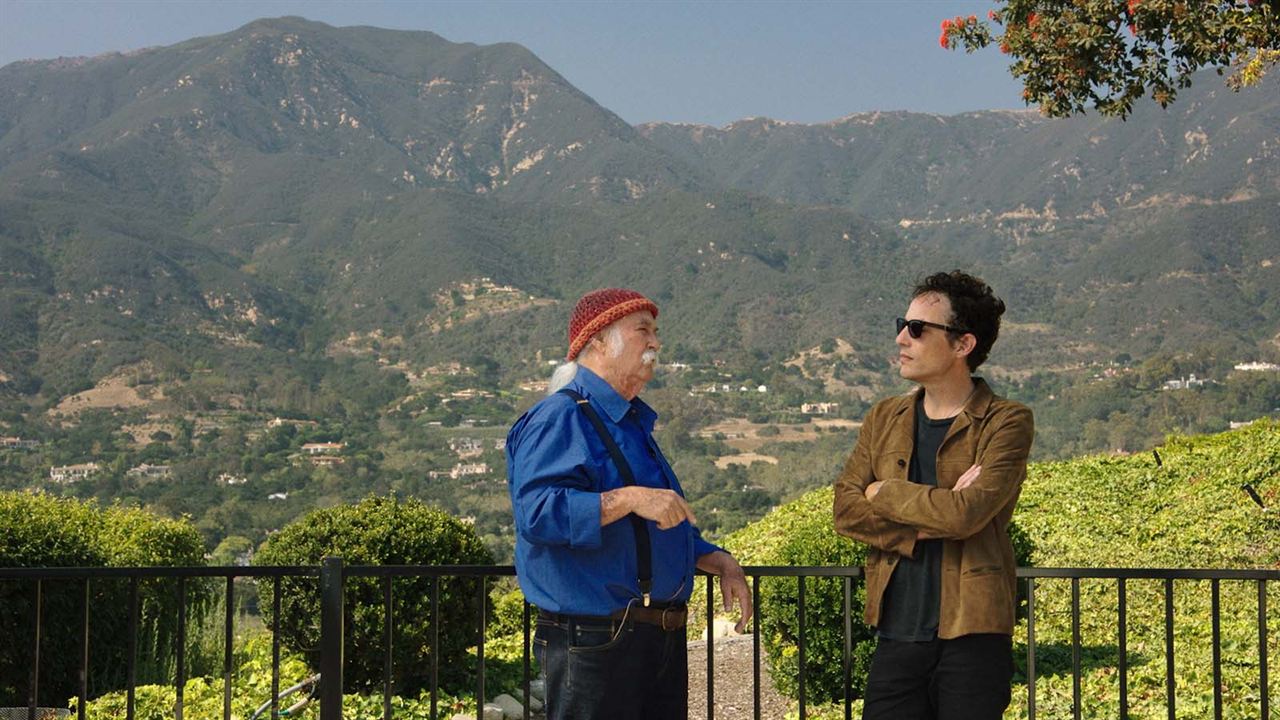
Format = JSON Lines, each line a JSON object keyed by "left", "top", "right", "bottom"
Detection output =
{"left": 0, "top": 0, "right": 1023, "bottom": 126}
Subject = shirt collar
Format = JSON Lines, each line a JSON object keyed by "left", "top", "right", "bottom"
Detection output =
{"left": 573, "top": 365, "right": 658, "bottom": 431}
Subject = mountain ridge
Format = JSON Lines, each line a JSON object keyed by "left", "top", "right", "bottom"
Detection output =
{"left": 0, "top": 17, "right": 1276, "bottom": 408}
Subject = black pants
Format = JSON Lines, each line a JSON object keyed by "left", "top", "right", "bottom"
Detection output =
{"left": 533, "top": 609, "right": 688, "bottom": 720}
{"left": 862, "top": 633, "right": 1013, "bottom": 720}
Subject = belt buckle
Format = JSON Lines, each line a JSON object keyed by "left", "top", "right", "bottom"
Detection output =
{"left": 660, "top": 605, "right": 680, "bottom": 631}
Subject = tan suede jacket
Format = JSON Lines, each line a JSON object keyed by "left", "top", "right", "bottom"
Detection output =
{"left": 833, "top": 378, "right": 1034, "bottom": 638}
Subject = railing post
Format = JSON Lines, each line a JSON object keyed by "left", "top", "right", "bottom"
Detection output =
{"left": 320, "top": 557, "right": 345, "bottom": 720}
{"left": 28, "top": 579, "right": 41, "bottom": 718}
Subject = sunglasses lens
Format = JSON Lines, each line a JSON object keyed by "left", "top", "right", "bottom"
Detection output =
{"left": 896, "top": 318, "right": 925, "bottom": 338}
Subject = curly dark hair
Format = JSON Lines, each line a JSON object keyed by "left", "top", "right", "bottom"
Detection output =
{"left": 912, "top": 270, "right": 1006, "bottom": 371}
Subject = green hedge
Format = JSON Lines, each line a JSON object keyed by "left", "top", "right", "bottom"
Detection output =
{"left": 254, "top": 495, "right": 494, "bottom": 694}
{"left": 0, "top": 491, "right": 207, "bottom": 706}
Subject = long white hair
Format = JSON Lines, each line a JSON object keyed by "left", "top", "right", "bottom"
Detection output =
{"left": 547, "top": 361, "right": 579, "bottom": 395}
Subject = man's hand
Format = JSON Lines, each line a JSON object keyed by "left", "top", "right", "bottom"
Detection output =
{"left": 953, "top": 464, "right": 981, "bottom": 491}
{"left": 865, "top": 480, "right": 884, "bottom": 500}
{"left": 601, "top": 486, "right": 697, "bottom": 529}
{"left": 696, "top": 550, "right": 754, "bottom": 632}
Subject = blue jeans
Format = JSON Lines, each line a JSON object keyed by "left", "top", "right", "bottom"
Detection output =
{"left": 534, "top": 608, "right": 688, "bottom": 720}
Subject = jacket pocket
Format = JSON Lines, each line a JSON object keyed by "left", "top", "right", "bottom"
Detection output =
{"left": 874, "top": 451, "right": 910, "bottom": 483}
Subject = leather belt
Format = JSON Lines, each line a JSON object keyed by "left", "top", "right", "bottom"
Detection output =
{"left": 613, "top": 604, "right": 687, "bottom": 630}
{"left": 539, "top": 604, "right": 688, "bottom": 631}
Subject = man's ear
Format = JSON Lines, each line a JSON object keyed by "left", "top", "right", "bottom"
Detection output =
{"left": 586, "top": 333, "right": 607, "bottom": 356}
{"left": 955, "top": 334, "right": 977, "bottom": 358}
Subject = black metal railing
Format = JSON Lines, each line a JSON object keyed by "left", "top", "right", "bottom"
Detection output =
{"left": 2, "top": 564, "right": 1274, "bottom": 720}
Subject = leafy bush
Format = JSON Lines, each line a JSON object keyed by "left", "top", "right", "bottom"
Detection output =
{"left": 81, "top": 630, "right": 469, "bottom": 720}
{"left": 725, "top": 485, "right": 1033, "bottom": 704}
{"left": 0, "top": 491, "right": 208, "bottom": 705}
{"left": 725, "top": 487, "right": 871, "bottom": 703}
{"left": 254, "top": 495, "right": 494, "bottom": 695}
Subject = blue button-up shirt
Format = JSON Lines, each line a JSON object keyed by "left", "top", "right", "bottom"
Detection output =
{"left": 506, "top": 366, "right": 721, "bottom": 615}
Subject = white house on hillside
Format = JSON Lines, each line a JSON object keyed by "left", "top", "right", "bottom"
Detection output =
{"left": 50, "top": 463, "right": 100, "bottom": 483}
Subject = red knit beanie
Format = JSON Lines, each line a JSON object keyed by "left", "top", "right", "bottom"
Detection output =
{"left": 566, "top": 288, "right": 659, "bottom": 361}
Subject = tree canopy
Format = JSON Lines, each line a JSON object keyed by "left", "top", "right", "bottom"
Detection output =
{"left": 943, "top": 0, "right": 1280, "bottom": 117}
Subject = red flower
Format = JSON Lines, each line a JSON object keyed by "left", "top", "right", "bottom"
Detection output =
{"left": 940, "top": 30, "right": 950, "bottom": 48}
{"left": 1127, "top": 0, "right": 1140, "bottom": 14}
{"left": 988, "top": 10, "right": 998, "bottom": 21}
{"left": 941, "top": 18, "right": 952, "bottom": 31}
{"left": 999, "top": 40, "right": 1011, "bottom": 54}
{"left": 968, "top": 14, "right": 978, "bottom": 23}
{"left": 1028, "top": 12, "right": 1039, "bottom": 27}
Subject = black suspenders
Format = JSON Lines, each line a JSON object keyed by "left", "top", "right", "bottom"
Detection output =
{"left": 558, "top": 388, "right": 655, "bottom": 606}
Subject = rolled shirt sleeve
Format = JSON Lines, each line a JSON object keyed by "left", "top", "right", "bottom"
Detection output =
{"left": 508, "top": 410, "right": 604, "bottom": 549}
{"left": 693, "top": 526, "right": 723, "bottom": 559}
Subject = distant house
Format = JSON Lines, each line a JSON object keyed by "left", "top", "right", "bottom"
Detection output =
{"left": 0, "top": 436, "right": 40, "bottom": 450}
{"left": 267, "top": 492, "right": 288, "bottom": 501}
{"left": 1162, "top": 374, "right": 1207, "bottom": 391}
{"left": 450, "top": 437, "right": 484, "bottom": 458}
{"left": 126, "top": 463, "right": 172, "bottom": 480}
{"left": 802, "top": 402, "right": 840, "bottom": 415}
{"left": 450, "top": 462, "right": 489, "bottom": 479}
{"left": 216, "top": 472, "right": 248, "bottom": 486}
{"left": 1234, "top": 361, "right": 1280, "bottom": 372}
{"left": 50, "top": 462, "right": 100, "bottom": 484}
{"left": 310, "top": 456, "right": 345, "bottom": 468}
{"left": 493, "top": 438, "right": 507, "bottom": 451}
{"left": 267, "top": 417, "right": 319, "bottom": 429}
{"left": 301, "top": 442, "right": 344, "bottom": 455}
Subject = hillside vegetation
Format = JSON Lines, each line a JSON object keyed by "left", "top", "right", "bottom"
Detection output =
{"left": 2, "top": 16, "right": 1278, "bottom": 568}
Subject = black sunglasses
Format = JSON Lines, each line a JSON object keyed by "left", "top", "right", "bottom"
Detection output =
{"left": 896, "top": 317, "right": 968, "bottom": 339}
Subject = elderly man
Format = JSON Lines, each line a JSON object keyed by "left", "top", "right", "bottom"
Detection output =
{"left": 507, "top": 287, "right": 752, "bottom": 720}
{"left": 834, "top": 271, "right": 1034, "bottom": 720}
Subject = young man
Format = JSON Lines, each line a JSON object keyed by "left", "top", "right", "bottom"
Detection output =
{"left": 833, "top": 271, "right": 1034, "bottom": 720}
{"left": 507, "top": 288, "right": 752, "bottom": 720}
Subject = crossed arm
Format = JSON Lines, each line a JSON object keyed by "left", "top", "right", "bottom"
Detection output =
{"left": 833, "top": 405, "right": 1034, "bottom": 556}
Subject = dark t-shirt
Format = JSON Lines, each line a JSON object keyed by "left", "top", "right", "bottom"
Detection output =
{"left": 876, "top": 397, "right": 954, "bottom": 641}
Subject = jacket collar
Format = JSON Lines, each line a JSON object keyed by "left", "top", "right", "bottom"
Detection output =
{"left": 893, "top": 377, "right": 994, "bottom": 421}
{"left": 572, "top": 365, "right": 658, "bottom": 431}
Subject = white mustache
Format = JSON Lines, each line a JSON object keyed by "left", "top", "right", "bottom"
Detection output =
{"left": 641, "top": 350, "right": 659, "bottom": 365}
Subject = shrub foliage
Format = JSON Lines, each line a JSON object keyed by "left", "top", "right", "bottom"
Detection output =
{"left": 0, "top": 491, "right": 207, "bottom": 706}
{"left": 254, "top": 495, "right": 494, "bottom": 694}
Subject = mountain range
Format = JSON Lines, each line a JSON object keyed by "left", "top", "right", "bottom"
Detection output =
{"left": 1, "top": 16, "right": 1277, "bottom": 407}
